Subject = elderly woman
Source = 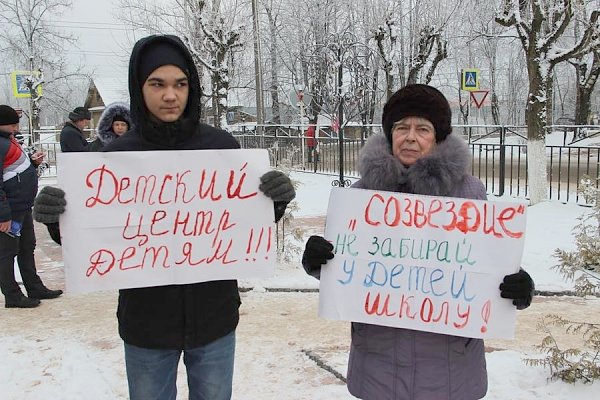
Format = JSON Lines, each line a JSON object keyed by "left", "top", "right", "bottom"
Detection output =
{"left": 301, "top": 84, "right": 534, "bottom": 400}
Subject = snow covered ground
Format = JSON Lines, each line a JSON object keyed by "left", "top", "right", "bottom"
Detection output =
{"left": 1, "top": 171, "right": 598, "bottom": 399}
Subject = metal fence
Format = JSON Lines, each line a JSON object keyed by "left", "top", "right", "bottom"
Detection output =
{"left": 29, "top": 124, "right": 600, "bottom": 203}
{"left": 231, "top": 123, "right": 600, "bottom": 204}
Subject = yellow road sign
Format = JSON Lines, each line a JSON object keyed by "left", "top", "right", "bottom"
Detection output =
{"left": 461, "top": 69, "right": 480, "bottom": 91}
{"left": 11, "top": 71, "right": 43, "bottom": 98}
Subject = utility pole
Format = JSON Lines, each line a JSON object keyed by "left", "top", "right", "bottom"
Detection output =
{"left": 251, "top": 0, "right": 265, "bottom": 135}
{"left": 25, "top": 56, "right": 43, "bottom": 143}
{"left": 337, "top": 45, "right": 345, "bottom": 187}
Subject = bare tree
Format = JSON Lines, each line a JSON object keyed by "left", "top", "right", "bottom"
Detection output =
{"left": 186, "top": 0, "right": 242, "bottom": 128}
{"left": 572, "top": 49, "right": 600, "bottom": 124}
{"left": 0, "top": 0, "right": 86, "bottom": 136}
{"left": 346, "top": 0, "right": 384, "bottom": 131}
{"left": 373, "top": 0, "right": 457, "bottom": 98}
{"left": 269, "top": 0, "right": 383, "bottom": 127}
{"left": 470, "top": 15, "right": 503, "bottom": 125}
{"left": 297, "top": 0, "right": 337, "bottom": 120}
{"left": 263, "top": 0, "right": 283, "bottom": 124}
{"left": 119, "top": 0, "right": 244, "bottom": 128}
{"left": 496, "top": 0, "right": 600, "bottom": 205}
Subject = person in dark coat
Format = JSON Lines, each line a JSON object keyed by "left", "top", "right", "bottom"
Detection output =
{"left": 33, "top": 34, "right": 295, "bottom": 400}
{"left": 0, "top": 105, "right": 62, "bottom": 308}
{"left": 59, "top": 106, "right": 91, "bottom": 152}
{"left": 37, "top": 102, "right": 133, "bottom": 242}
{"left": 87, "top": 102, "right": 132, "bottom": 151}
{"left": 301, "top": 84, "right": 535, "bottom": 400}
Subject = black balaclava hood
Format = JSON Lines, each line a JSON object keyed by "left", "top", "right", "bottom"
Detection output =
{"left": 128, "top": 34, "right": 201, "bottom": 148}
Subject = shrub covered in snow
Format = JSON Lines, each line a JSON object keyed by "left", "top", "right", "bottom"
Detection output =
{"left": 527, "top": 175, "right": 600, "bottom": 383}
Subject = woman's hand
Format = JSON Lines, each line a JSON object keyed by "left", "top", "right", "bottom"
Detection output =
{"left": 500, "top": 269, "right": 535, "bottom": 310}
{"left": 302, "top": 236, "right": 334, "bottom": 279}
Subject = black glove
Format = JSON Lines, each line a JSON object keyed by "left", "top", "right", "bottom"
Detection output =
{"left": 302, "top": 235, "right": 334, "bottom": 279}
{"left": 33, "top": 186, "right": 66, "bottom": 224}
{"left": 259, "top": 170, "right": 295, "bottom": 202}
{"left": 499, "top": 269, "right": 535, "bottom": 310}
{"left": 46, "top": 222, "right": 62, "bottom": 245}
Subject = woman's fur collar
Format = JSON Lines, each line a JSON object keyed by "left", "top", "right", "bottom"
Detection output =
{"left": 356, "top": 133, "right": 471, "bottom": 196}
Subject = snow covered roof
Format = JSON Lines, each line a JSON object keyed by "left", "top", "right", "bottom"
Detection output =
{"left": 90, "top": 76, "right": 129, "bottom": 106}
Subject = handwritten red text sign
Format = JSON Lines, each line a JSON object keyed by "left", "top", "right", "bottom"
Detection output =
{"left": 57, "top": 149, "right": 274, "bottom": 293}
{"left": 319, "top": 188, "right": 527, "bottom": 339}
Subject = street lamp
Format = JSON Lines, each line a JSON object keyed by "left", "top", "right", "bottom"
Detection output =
{"left": 334, "top": 41, "right": 348, "bottom": 187}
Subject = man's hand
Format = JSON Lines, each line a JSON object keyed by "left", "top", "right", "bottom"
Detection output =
{"left": 259, "top": 170, "right": 295, "bottom": 202}
{"left": 33, "top": 186, "right": 66, "bottom": 224}
{"left": 30, "top": 150, "right": 45, "bottom": 166}
{"left": 0, "top": 220, "right": 10, "bottom": 233}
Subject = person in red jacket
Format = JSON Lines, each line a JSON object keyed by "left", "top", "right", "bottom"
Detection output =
{"left": 0, "top": 105, "right": 63, "bottom": 308}
{"left": 305, "top": 117, "right": 318, "bottom": 163}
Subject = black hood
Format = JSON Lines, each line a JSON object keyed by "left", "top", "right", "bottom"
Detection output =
{"left": 128, "top": 34, "right": 201, "bottom": 148}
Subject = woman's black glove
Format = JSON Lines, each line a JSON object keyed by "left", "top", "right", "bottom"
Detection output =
{"left": 302, "top": 235, "right": 334, "bottom": 279}
{"left": 33, "top": 186, "right": 66, "bottom": 224}
{"left": 499, "top": 268, "right": 535, "bottom": 310}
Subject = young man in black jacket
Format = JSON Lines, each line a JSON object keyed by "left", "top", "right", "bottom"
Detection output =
{"left": 0, "top": 105, "right": 62, "bottom": 308}
{"left": 34, "top": 35, "right": 295, "bottom": 399}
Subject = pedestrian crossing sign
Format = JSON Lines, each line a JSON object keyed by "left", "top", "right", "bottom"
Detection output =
{"left": 461, "top": 69, "right": 480, "bottom": 91}
{"left": 11, "top": 70, "right": 43, "bottom": 98}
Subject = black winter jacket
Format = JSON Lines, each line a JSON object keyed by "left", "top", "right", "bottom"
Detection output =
{"left": 104, "top": 34, "right": 245, "bottom": 350}
{"left": 60, "top": 122, "right": 88, "bottom": 152}
{"left": 104, "top": 125, "right": 243, "bottom": 349}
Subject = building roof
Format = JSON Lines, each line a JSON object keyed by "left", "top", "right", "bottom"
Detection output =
{"left": 87, "top": 76, "right": 129, "bottom": 108}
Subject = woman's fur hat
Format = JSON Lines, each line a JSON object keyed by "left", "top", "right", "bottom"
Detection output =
{"left": 382, "top": 84, "right": 452, "bottom": 143}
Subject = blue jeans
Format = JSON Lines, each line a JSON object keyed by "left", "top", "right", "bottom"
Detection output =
{"left": 124, "top": 331, "right": 236, "bottom": 400}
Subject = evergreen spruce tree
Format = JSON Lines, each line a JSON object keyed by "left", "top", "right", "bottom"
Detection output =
{"left": 526, "top": 175, "right": 600, "bottom": 383}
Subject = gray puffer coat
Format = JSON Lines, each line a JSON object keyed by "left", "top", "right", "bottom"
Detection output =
{"left": 348, "top": 133, "right": 488, "bottom": 400}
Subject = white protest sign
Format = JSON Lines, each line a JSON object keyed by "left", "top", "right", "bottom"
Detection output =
{"left": 319, "top": 187, "right": 527, "bottom": 339}
{"left": 57, "top": 149, "right": 275, "bottom": 293}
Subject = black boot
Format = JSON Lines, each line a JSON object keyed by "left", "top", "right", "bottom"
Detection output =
{"left": 5, "top": 295, "right": 41, "bottom": 308}
{"left": 28, "top": 288, "right": 63, "bottom": 300}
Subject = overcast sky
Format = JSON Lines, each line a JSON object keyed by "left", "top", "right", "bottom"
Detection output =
{"left": 61, "top": 0, "right": 138, "bottom": 79}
